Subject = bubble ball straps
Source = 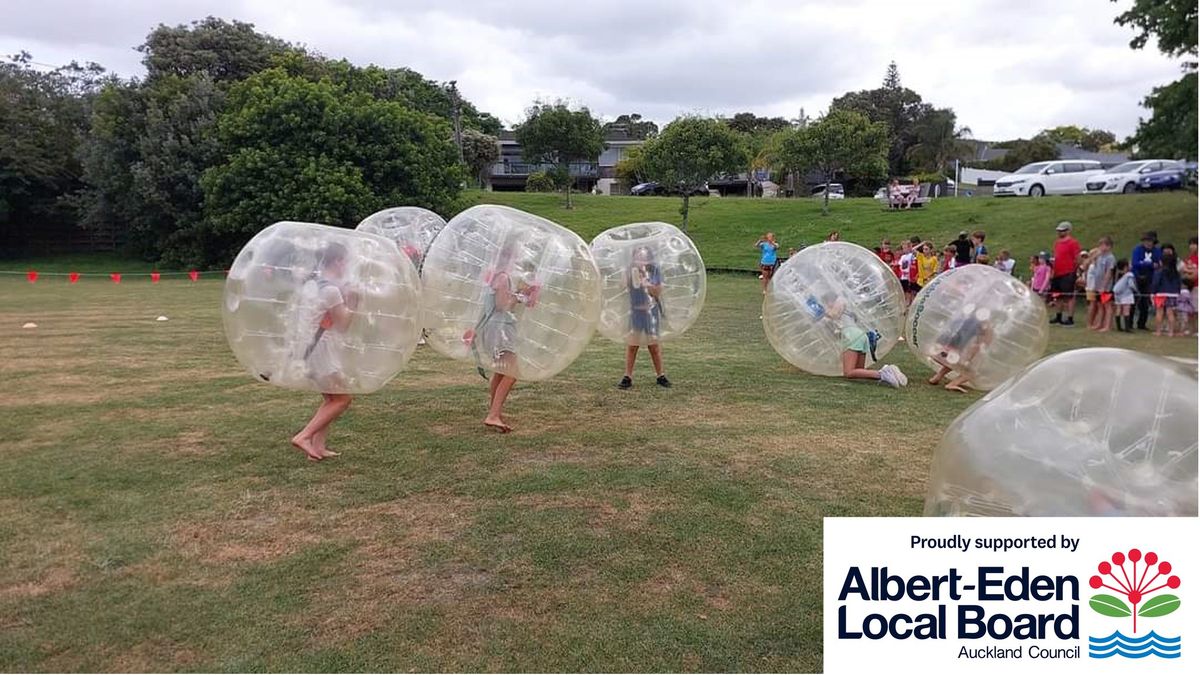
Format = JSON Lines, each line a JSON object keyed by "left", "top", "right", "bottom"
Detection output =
{"left": 590, "top": 222, "right": 707, "bottom": 346}
{"left": 421, "top": 205, "right": 602, "bottom": 382}
{"left": 762, "top": 242, "right": 906, "bottom": 377}
{"left": 223, "top": 221, "right": 423, "bottom": 395}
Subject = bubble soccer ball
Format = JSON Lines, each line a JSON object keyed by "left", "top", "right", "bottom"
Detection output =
{"left": 356, "top": 206, "right": 447, "bottom": 269}
{"left": 925, "top": 348, "right": 1198, "bottom": 517}
{"left": 762, "top": 242, "right": 906, "bottom": 376}
{"left": 420, "top": 205, "right": 601, "bottom": 381}
{"left": 590, "top": 222, "right": 706, "bottom": 346}
{"left": 223, "top": 222, "right": 422, "bottom": 394}
{"left": 904, "top": 264, "right": 1048, "bottom": 390}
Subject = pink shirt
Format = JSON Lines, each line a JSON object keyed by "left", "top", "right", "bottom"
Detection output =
{"left": 1031, "top": 264, "right": 1051, "bottom": 292}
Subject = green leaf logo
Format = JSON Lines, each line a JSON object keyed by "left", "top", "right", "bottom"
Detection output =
{"left": 1138, "top": 594, "right": 1180, "bottom": 618}
{"left": 1090, "top": 594, "right": 1132, "bottom": 617}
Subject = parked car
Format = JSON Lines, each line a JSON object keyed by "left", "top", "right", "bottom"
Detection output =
{"left": 811, "top": 183, "right": 845, "bottom": 200}
{"left": 1085, "top": 160, "right": 1183, "bottom": 194}
{"left": 1137, "top": 166, "right": 1188, "bottom": 191}
{"left": 630, "top": 181, "right": 708, "bottom": 196}
{"left": 993, "top": 160, "right": 1104, "bottom": 197}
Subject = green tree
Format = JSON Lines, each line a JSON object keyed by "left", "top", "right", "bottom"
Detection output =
{"left": 1114, "top": 0, "right": 1198, "bottom": 159}
{"left": 725, "top": 112, "right": 791, "bottom": 135}
{"left": 200, "top": 68, "right": 463, "bottom": 266}
{"left": 776, "top": 109, "right": 888, "bottom": 214}
{"left": 830, "top": 62, "right": 932, "bottom": 176}
{"left": 513, "top": 101, "right": 604, "bottom": 208}
{"left": 906, "top": 108, "right": 973, "bottom": 173}
{"left": 614, "top": 144, "right": 648, "bottom": 185}
{"left": 641, "top": 116, "right": 745, "bottom": 230}
{"left": 461, "top": 128, "right": 500, "bottom": 189}
{"left": 0, "top": 52, "right": 109, "bottom": 251}
{"left": 603, "top": 113, "right": 658, "bottom": 140}
{"left": 138, "top": 16, "right": 293, "bottom": 84}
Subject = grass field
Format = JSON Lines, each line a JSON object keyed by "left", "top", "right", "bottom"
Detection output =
{"left": 1, "top": 269, "right": 1196, "bottom": 671}
{"left": 0, "top": 193, "right": 1196, "bottom": 671}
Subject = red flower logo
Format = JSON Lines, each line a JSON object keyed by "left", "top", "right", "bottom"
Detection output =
{"left": 1089, "top": 549, "right": 1181, "bottom": 633}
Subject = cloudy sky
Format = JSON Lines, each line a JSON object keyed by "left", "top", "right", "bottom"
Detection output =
{"left": 2, "top": 0, "right": 1187, "bottom": 140}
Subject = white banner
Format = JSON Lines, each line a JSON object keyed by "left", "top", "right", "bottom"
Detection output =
{"left": 824, "top": 517, "right": 1198, "bottom": 674}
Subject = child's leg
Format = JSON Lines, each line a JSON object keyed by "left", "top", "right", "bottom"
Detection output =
{"left": 841, "top": 350, "right": 879, "bottom": 380}
{"left": 1166, "top": 308, "right": 1176, "bottom": 336}
{"left": 293, "top": 394, "right": 351, "bottom": 460}
{"left": 624, "top": 344, "right": 639, "bottom": 377}
{"left": 944, "top": 373, "right": 972, "bottom": 393}
{"left": 484, "top": 375, "right": 517, "bottom": 430}
{"left": 1099, "top": 302, "right": 1113, "bottom": 332}
{"left": 646, "top": 343, "right": 665, "bottom": 376}
{"left": 489, "top": 372, "right": 503, "bottom": 406}
{"left": 1155, "top": 303, "right": 1165, "bottom": 335}
{"left": 928, "top": 364, "right": 951, "bottom": 385}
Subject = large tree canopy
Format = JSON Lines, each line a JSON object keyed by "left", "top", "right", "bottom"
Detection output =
{"left": 514, "top": 101, "right": 604, "bottom": 208}
{"left": 641, "top": 116, "right": 745, "bottom": 230}
{"left": 1114, "top": 0, "right": 1197, "bottom": 159}
{"left": 829, "top": 62, "right": 932, "bottom": 176}
{"left": 776, "top": 109, "right": 888, "bottom": 213}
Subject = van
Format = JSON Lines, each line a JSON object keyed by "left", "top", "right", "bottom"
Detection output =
{"left": 993, "top": 160, "right": 1104, "bottom": 197}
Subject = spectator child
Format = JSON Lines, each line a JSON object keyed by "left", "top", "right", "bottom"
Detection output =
{"left": 1031, "top": 253, "right": 1052, "bottom": 299}
{"left": 875, "top": 239, "right": 896, "bottom": 269}
{"left": 755, "top": 233, "right": 779, "bottom": 294}
{"left": 898, "top": 241, "right": 918, "bottom": 304}
{"left": 994, "top": 249, "right": 1016, "bottom": 275}
{"left": 916, "top": 242, "right": 938, "bottom": 288}
{"left": 951, "top": 231, "right": 972, "bottom": 266}
{"left": 1152, "top": 244, "right": 1183, "bottom": 336}
{"left": 942, "top": 245, "right": 958, "bottom": 274}
{"left": 971, "top": 230, "right": 987, "bottom": 262}
{"left": 1112, "top": 259, "right": 1136, "bottom": 332}
{"left": 975, "top": 253, "right": 991, "bottom": 266}
{"left": 1086, "top": 236, "right": 1117, "bottom": 332}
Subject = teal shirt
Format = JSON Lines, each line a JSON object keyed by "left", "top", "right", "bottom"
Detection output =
{"left": 759, "top": 241, "right": 778, "bottom": 265}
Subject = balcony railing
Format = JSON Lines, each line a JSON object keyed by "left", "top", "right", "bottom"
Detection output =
{"left": 490, "top": 162, "right": 598, "bottom": 178}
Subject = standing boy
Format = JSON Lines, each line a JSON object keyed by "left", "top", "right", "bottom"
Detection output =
{"left": 1086, "top": 236, "right": 1117, "bottom": 331}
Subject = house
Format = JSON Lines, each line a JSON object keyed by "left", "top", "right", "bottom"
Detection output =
{"left": 1054, "top": 143, "right": 1129, "bottom": 167}
{"left": 488, "top": 129, "right": 647, "bottom": 193}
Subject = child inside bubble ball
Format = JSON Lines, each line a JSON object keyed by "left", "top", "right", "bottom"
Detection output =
{"left": 927, "top": 307, "right": 995, "bottom": 393}
{"left": 291, "top": 241, "right": 359, "bottom": 461}
{"left": 618, "top": 246, "right": 671, "bottom": 389}
{"left": 464, "top": 243, "right": 541, "bottom": 432}
{"left": 821, "top": 297, "right": 907, "bottom": 388}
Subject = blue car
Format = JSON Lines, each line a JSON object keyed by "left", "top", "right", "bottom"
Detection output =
{"left": 1138, "top": 167, "right": 1186, "bottom": 191}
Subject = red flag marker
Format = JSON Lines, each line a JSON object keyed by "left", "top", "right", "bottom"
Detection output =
{"left": 110, "top": 273, "right": 122, "bottom": 284}
{"left": 68, "top": 272, "right": 80, "bottom": 284}
{"left": 188, "top": 270, "right": 199, "bottom": 282}
{"left": 151, "top": 272, "right": 161, "bottom": 283}
{"left": 26, "top": 271, "right": 37, "bottom": 283}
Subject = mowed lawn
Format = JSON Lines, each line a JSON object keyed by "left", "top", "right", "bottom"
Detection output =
{"left": 473, "top": 191, "right": 1199, "bottom": 271}
{"left": 1, "top": 264, "right": 1196, "bottom": 671}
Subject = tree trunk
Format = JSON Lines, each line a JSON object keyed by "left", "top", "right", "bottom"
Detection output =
{"left": 822, "top": 170, "right": 831, "bottom": 215}
{"left": 681, "top": 193, "right": 690, "bottom": 232}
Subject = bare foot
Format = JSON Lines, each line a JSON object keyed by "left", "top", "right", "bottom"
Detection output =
{"left": 483, "top": 417, "right": 512, "bottom": 433}
{"left": 1098, "top": 327, "right": 1110, "bottom": 333}
{"left": 317, "top": 448, "right": 340, "bottom": 459}
{"left": 927, "top": 376, "right": 943, "bottom": 385}
{"left": 944, "top": 384, "right": 968, "bottom": 393}
{"left": 291, "top": 435, "right": 324, "bottom": 461}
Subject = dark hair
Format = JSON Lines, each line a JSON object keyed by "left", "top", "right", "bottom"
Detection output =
{"left": 972, "top": 230, "right": 986, "bottom": 241}
{"left": 1161, "top": 245, "right": 1179, "bottom": 281}
{"left": 1189, "top": 236, "right": 1198, "bottom": 246}
{"left": 1116, "top": 258, "right": 1129, "bottom": 272}
{"left": 909, "top": 235, "right": 921, "bottom": 245}
{"left": 318, "top": 242, "right": 348, "bottom": 270}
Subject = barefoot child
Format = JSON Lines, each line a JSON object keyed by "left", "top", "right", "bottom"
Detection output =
{"left": 1030, "top": 253, "right": 1051, "bottom": 300}
{"left": 618, "top": 246, "right": 671, "bottom": 389}
{"left": 291, "top": 242, "right": 359, "bottom": 461}
{"left": 1152, "top": 244, "right": 1182, "bottom": 337}
{"left": 466, "top": 246, "right": 540, "bottom": 432}
{"left": 1086, "top": 236, "right": 1116, "bottom": 331}
{"left": 927, "top": 308, "right": 994, "bottom": 393}
{"left": 822, "top": 297, "right": 907, "bottom": 388}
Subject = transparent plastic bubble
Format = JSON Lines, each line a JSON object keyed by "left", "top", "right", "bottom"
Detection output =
{"left": 223, "top": 222, "right": 422, "bottom": 394}
{"left": 905, "top": 264, "right": 1049, "bottom": 390}
{"left": 356, "top": 206, "right": 447, "bottom": 270}
{"left": 590, "top": 222, "right": 706, "bottom": 346}
{"left": 762, "top": 242, "right": 906, "bottom": 376}
{"left": 925, "top": 348, "right": 1198, "bottom": 516}
{"left": 420, "top": 205, "right": 601, "bottom": 381}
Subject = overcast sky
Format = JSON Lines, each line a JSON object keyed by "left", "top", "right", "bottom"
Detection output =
{"left": 2, "top": 0, "right": 1188, "bottom": 140}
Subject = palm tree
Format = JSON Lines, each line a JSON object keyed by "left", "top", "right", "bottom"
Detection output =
{"left": 907, "top": 108, "right": 973, "bottom": 174}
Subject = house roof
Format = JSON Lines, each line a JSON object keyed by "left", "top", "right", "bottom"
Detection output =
{"left": 495, "top": 128, "right": 646, "bottom": 144}
{"left": 1055, "top": 143, "right": 1129, "bottom": 164}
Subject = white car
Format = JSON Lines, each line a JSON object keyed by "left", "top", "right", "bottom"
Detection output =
{"left": 993, "top": 160, "right": 1104, "bottom": 197}
{"left": 811, "top": 183, "right": 845, "bottom": 200}
{"left": 1085, "top": 159, "right": 1184, "bottom": 194}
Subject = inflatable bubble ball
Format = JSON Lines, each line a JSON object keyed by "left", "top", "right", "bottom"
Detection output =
{"left": 420, "top": 205, "right": 601, "bottom": 381}
{"left": 905, "top": 264, "right": 1049, "bottom": 390}
{"left": 925, "top": 348, "right": 1198, "bottom": 517}
{"left": 762, "top": 242, "right": 906, "bottom": 376}
{"left": 356, "top": 206, "right": 447, "bottom": 269}
{"left": 590, "top": 222, "right": 706, "bottom": 346}
{"left": 223, "top": 222, "right": 422, "bottom": 394}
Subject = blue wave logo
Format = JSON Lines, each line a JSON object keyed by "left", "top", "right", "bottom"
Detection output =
{"left": 1088, "top": 631, "right": 1181, "bottom": 659}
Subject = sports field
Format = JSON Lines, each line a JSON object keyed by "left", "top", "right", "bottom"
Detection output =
{"left": 1, "top": 193, "right": 1196, "bottom": 671}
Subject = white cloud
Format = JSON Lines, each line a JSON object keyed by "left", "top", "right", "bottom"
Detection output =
{"left": 0, "top": 0, "right": 1187, "bottom": 138}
